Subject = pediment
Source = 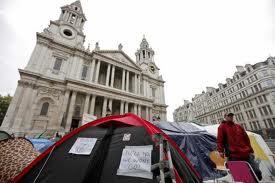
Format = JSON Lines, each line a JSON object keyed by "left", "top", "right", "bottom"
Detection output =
{"left": 96, "top": 51, "right": 141, "bottom": 70}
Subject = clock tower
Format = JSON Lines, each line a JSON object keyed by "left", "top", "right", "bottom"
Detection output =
{"left": 135, "top": 36, "right": 160, "bottom": 78}
{"left": 135, "top": 36, "right": 167, "bottom": 121}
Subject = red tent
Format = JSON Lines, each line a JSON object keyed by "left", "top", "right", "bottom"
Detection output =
{"left": 14, "top": 113, "right": 202, "bottom": 183}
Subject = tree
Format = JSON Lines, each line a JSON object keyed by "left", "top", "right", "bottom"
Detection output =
{"left": 0, "top": 94, "right": 12, "bottom": 126}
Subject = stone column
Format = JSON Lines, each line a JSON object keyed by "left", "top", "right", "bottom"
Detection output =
{"left": 135, "top": 74, "right": 138, "bottom": 94}
{"left": 12, "top": 85, "right": 32, "bottom": 131}
{"left": 125, "top": 102, "right": 129, "bottom": 113}
{"left": 138, "top": 105, "right": 141, "bottom": 117}
{"left": 120, "top": 101, "right": 125, "bottom": 114}
{"left": 126, "top": 71, "right": 129, "bottom": 92}
{"left": 1, "top": 84, "right": 24, "bottom": 128}
{"left": 38, "top": 46, "right": 48, "bottom": 74}
{"left": 94, "top": 60, "right": 101, "bottom": 83}
{"left": 58, "top": 90, "right": 70, "bottom": 127}
{"left": 102, "top": 97, "right": 108, "bottom": 117}
{"left": 83, "top": 93, "right": 90, "bottom": 114}
{"left": 76, "top": 17, "right": 82, "bottom": 26}
{"left": 108, "top": 98, "right": 113, "bottom": 111}
{"left": 122, "top": 69, "right": 125, "bottom": 90}
{"left": 68, "top": 13, "right": 72, "bottom": 22}
{"left": 146, "top": 107, "right": 149, "bottom": 121}
{"left": 155, "top": 87, "right": 159, "bottom": 103}
{"left": 90, "top": 59, "right": 96, "bottom": 82}
{"left": 110, "top": 65, "right": 116, "bottom": 88}
{"left": 24, "top": 87, "right": 39, "bottom": 130}
{"left": 134, "top": 104, "right": 138, "bottom": 115}
{"left": 65, "top": 91, "right": 77, "bottom": 131}
{"left": 138, "top": 75, "right": 141, "bottom": 94}
{"left": 63, "top": 12, "right": 68, "bottom": 21}
{"left": 105, "top": 64, "right": 111, "bottom": 86}
{"left": 148, "top": 82, "right": 151, "bottom": 99}
{"left": 144, "top": 80, "right": 147, "bottom": 97}
{"left": 160, "top": 87, "right": 164, "bottom": 103}
{"left": 89, "top": 95, "right": 96, "bottom": 115}
{"left": 76, "top": 59, "right": 84, "bottom": 80}
{"left": 149, "top": 108, "right": 152, "bottom": 122}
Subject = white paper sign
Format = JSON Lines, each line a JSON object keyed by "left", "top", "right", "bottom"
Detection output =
{"left": 82, "top": 113, "right": 97, "bottom": 126}
{"left": 69, "top": 138, "right": 97, "bottom": 155}
{"left": 117, "top": 145, "right": 153, "bottom": 179}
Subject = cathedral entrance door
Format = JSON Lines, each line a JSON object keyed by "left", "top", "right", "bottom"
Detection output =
{"left": 70, "top": 119, "right": 80, "bottom": 131}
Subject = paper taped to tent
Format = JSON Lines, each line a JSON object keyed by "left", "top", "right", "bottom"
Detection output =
{"left": 13, "top": 113, "right": 203, "bottom": 183}
{"left": 154, "top": 121, "right": 275, "bottom": 182}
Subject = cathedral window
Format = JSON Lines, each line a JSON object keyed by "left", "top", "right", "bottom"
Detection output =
{"left": 148, "top": 52, "right": 150, "bottom": 58}
{"left": 53, "top": 58, "right": 62, "bottom": 71}
{"left": 142, "top": 50, "right": 145, "bottom": 58}
{"left": 40, "top": 102, "right": 49, "bottom": 116}
{"left": 70, "top": 14, "right": 76, "bottom": 24}
{"left": 81, "top": 65, "right": 88, "bottom": 80}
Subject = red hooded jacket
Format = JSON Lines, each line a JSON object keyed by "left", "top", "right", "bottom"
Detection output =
{"left": 217, "top": 120, "right": 254, "bottom": 159}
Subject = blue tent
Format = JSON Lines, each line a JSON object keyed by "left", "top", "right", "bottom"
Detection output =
{"left": 28, "top": 138, "right": 54, "bottom": 153}
{"left": 154, "top": 122, "right": 226, "bottom": 180}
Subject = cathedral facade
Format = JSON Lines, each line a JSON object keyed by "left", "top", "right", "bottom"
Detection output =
{"left": 1, "top": 1, "right": 167, "bottom": 136}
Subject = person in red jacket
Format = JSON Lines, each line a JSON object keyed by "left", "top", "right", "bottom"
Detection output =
{"left": 217, "top": 112, "right": 262, "bottom": 180}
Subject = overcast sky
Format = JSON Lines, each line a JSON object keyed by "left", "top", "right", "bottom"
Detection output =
{"left": 0, "top": 0, "right": 274, "bottom": 121}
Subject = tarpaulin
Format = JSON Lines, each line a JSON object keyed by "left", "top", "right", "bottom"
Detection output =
{"left": 28, "top": 138, "right": 54, "bottom": 153}
{"left": 155, "top": 122, "right": 226, "bottom": 180}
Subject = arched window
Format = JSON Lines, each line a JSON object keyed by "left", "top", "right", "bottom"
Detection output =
{"left": 40, "top": 102, "right": 49, "bottom": 116}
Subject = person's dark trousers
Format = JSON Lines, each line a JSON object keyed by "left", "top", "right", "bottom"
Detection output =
{"left": 229, "top": 155, "right": 262, "bottom": 181}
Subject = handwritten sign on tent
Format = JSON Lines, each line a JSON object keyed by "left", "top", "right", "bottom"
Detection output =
{"left": 82, "top": 113, "right": 97, "bottom": 126}
{"left": 69, "top": 138, "right": 97, "bottom": 155}
{"left": 117, "top": 145, "right": 153, "bottom": 179}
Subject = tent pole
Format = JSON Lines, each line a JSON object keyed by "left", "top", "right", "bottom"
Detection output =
{"left": 159, "top": 135, "right": 165, "bottom": 183}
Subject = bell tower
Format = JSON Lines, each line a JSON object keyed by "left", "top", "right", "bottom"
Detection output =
{"left": 135, "top": 35, "right": 155, "bottom": 64}
{"left": 42, "top": 0, "right": 87, "bottom": 48}
{"left": 59, "top": 0, "right": 86, "bottom": 32}
{"left": 135, "top": 36, "right": 160, "bottom": 78}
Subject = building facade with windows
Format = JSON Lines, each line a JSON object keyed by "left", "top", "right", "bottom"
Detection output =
{"left": 174, "top": 57, "right": 275, "bottom": 138}
{"left": 1, "top": 1, "right": 167, "bottom": 136}
{"left": 173, "top": 100, "right": 195, "bottom": 122}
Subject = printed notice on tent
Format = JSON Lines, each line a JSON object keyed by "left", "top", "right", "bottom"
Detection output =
{"left": 69, "top": 138, "right": 97, "bottom": 155}
{"left": 117, "top": 145, "right": 153, "bottom": 179}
